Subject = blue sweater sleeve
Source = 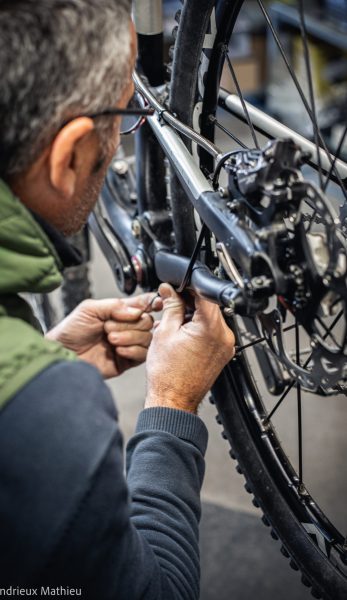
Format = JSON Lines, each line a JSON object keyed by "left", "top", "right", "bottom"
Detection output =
{"left": 126, "top": 408, "right": 208, "bottom": 600}
{"left": 0, "top": 361, "right": 208, "bottom": 600}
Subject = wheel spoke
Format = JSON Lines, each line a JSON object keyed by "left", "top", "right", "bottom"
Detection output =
{"left": 316, "top": 316, "right": 341, "bottom": 348}
{"left": 209, "top": 115, "right": 249, "bottom": 149}
{"left": 257, "top": 0, "right": 314, "bottom": 114}
{"left": 323, "top": 124, "right": 347, "bottom": 192}
{"left": 223, "top": 49, "right": 260, "bottom": 149}
{"left": 298, "top": 0, "right": 323, "bottom": 190}
{"left": 236, "top": 323, "right": 296, "bottom": 353}
{"left": 257, "top": 0, "right": 347, "bottom": 200}
{"left": 265, "top": 309, "right": 344, "bottom": 422}
{"left": 266, "top": 380, "right": 295, "bottom": 422}
{"left": 297, "top": 385, "right": 304, "bottom": 484}
{"left": 295, "top": 319, "right": 303, "bottom": 485}
{"left": 306, "top": 208, "right": 317, "bottom": 233}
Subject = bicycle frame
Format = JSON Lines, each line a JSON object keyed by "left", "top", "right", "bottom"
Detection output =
{"left": 91, "top": 59, "right": 338, "bottom": 310}
{"left": 90, "top": 0, "right": 270, "bottom": 308}
{"left": 90, "top": 66, "right": 265, "bottom": 311}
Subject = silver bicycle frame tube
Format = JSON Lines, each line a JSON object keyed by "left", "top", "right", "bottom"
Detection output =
{"left": 133, "top": 73, "right": 218, "bottom": 202}
{"left": 133, "top": 71, "right": 221, "bottom": 160}
{"left": 148, "top": 114, "right": 213, "bottom": 201}
{"left": 133, "top": 0, "right": 162, "bottom": 35}
{"left": 221, "top": 92, "right": 347, "bottom": 181}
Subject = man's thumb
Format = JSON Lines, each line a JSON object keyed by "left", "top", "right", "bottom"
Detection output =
{"left": 159, "top": 283, "right": 185, "bottom": 330}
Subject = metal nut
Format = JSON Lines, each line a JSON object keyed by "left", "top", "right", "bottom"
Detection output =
{"left": 112, "top": 159, "right": 129, "bottom": 175}
{"left": 131, "top": 219, "right": 142, "bottom": 238}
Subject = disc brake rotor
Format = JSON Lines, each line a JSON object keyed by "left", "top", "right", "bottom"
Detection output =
{"left": 225, "top": 139, "right": 347, "bottom": 393}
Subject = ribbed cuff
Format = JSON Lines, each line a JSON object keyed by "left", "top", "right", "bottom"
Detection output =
{"left": 136, "top": 407, "right": 208, "bottom": 456}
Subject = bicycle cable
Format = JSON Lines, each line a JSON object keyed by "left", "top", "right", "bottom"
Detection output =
{"left": 176, "top": 223, "right": 209, "bottom": 293}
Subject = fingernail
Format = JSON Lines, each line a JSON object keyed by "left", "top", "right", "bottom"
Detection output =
{"left": 158, "top": 283, "right": 172, "bottom": 299}
{"left": 127, "top": 307, "right": 141, "bottom": 316}
{"left": 152, "top": 297, "right": 163, "bottom": 309}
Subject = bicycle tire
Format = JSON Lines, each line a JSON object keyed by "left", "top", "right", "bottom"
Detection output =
{"left": 169, "top": 1, "right": 347, "bottom": 598}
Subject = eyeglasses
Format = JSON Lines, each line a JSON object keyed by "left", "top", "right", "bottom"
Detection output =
{"left": 82, "top": 91, "right": 155, "bottom": 135}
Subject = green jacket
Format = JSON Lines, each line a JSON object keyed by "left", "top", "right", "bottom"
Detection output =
{"left": 0, "top": 179, "right": 76, "bottom": 410}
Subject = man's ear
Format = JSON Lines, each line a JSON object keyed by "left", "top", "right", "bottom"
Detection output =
{"left": 49, "top": 117, "right": 95, "bottom": 199}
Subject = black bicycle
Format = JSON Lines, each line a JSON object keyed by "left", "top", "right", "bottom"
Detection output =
{"left": 87, "top": 1, "right": 347, "bottom": 598}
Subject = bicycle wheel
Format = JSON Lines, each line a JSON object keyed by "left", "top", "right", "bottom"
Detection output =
{"left": 169, "top": 1, "right": 347, "bottom": 598}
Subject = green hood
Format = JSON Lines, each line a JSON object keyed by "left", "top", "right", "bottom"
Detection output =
{"left": 0, "top": 179, "right": 76, "bottom": 410}
{"left": 0, "top": 179, "right": 63, "bottom": 294}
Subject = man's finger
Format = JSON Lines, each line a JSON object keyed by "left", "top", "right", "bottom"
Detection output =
{"left": 84, "top": 298, "right": 142, "bottom": 322}
{"left": 110, "top": 303, "right": 144, "bottom": 322}
{"left": 120, "top": 293, "right": 163, "bottom": 314}
{"left": 158, "top": 283, "right": 185, "bottom": 332}
{"left": 116, "top": 344, "right": 148, "bottom": 364}
{"left": 82, "top": 298, "right": 143, "bottom": 322}
{"left": 192, "top": 296, "right": 221, "bottom": 324}
{"left": 107, "top": 330, "right": 152, "bottom": 348}
{"left": 104, "top": 313, "right": 154, "bottom": 335}
{"left": 191, "top": 296, "right": 235, "bottom": 353}
{"left": 150, "top": 296, "right": 164, "bottom": 312}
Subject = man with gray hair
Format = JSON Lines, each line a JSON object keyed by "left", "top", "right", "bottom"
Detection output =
{"left": 0, "top": 1, "right": 235, "bottom": 598}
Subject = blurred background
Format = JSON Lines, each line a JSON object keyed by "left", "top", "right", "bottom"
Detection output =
{"left": 165, "top": 0, "right": 347, "bottom": 159}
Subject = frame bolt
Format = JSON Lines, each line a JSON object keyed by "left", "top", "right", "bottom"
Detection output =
{"left": 112, "top": 159, "right": 129, "bottom": 176}
{"left": 227, "top": 199, "right": 240, "bottom": 212}
{"left": 131, "top": 219, "right": 142, "bottom": 239}
{"left": 219, "top": 187, "right": 228, "bottom": 198}
{"left": 310, "top": 336, "right": 318, "bottom": 349}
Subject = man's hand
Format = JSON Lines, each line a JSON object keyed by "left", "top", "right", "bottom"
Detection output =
{"left": 46, "top": 294, "right": 162, "bottom": 379}
{"left": 145, "top": 284, "right": 235, "bottom": 414}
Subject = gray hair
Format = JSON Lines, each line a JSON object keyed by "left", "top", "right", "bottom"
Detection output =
{"left": 0, "top": 0, "right": 132, "bottom": 177}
